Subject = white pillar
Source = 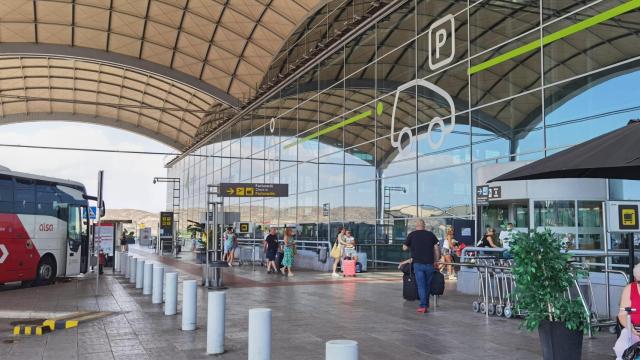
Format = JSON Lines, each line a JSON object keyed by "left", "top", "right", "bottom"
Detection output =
{"left": 129, "top": 257, "right": 137, "bottom": 284}
{"left": 152, "top": 266, "right": 164, "bottom": 304}
{"left": 207, "top": 291, "right": 225, "bottom": 354}
{"left": 181, "top": 279, "right": 197, "bottom": 331}
{"left": 248, "top": 308, "right": 272, "bottom": 360}
{"left": 164, "top": 272, "right": 178, "bottom": 316}
{"left": 143, "top": 262, "right": 153, "bottom": 295}
{"left": 135, "top": 259, "right": 144, "bottom": 289}
{"left": 123, "top": 253, "right": 128, "bottom": 275}
{"left": 114, "top": 250, "right": 120, "bottom": 272}
{"left": 326, "top": 340, "right": 358, "bottom": 360}
{"left": 125, "top": 255, "right": 132, "bottom": 278}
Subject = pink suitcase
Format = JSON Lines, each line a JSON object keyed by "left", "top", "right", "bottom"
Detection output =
{"left": 342, "top": 259, "right": 356, "bottom": 277}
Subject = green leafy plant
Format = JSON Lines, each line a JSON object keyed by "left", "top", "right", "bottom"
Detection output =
{"left": 510, "top": 229, "right": 589, "bottom": 332}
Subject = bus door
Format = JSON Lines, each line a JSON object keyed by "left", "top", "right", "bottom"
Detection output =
{"left": 66, "top": 205, "right": 84, "bottom": 275}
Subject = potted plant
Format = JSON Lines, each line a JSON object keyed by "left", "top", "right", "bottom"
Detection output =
{"left": 510, "top": 229, "right": 589, "bottom": 360}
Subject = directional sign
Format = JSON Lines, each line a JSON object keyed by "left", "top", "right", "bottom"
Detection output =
{"left": 220, "top": 183, "right": 288, "bottom": 198}
{"left": 0, "top": 244, "right": 8, "bottom": 263}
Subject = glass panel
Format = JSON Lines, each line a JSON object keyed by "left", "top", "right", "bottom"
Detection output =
{"left": 577, "top": 201, "right": 603, "bottom": 250}
{"left": 344, "top": 181, "right": 377, "bottom": 222}
{"left": 545, "top": 63, "right": 640, "bottom": 150}
{"left": 470, "top": 0, "right": 540, "bottom": 56}
{"left": 543, "top": 2, "right": 640, "bottom": 84}
{"left": 298, "top": 162, "right": 318, "bottom": 192}
{"left": 418, "top": 164, "right": 471, "bottom": 216}
{"left": 471, "top": 90, "right": 543, "bottom": 162}
{"left": 534, "top": 200, "right": 576, "bottom": 248}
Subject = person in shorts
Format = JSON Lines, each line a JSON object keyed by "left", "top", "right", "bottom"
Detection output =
{"left": 343, "top": 230, "right": 357, "bottom": 261}
{"left": 223, "top": 227, "right": 237, "bottom": 267}
{"left": 263, "top": 227, "right": 279, "bottom": 274}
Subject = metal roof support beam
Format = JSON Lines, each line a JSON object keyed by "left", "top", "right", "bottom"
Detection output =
{"left": 0, "top": 43, "right": 242, "bottom": 109}
{"left": 0, "top": 112, "right": 183, "bottom": 150}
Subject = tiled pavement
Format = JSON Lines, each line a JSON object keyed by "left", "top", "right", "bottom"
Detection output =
{"left": 0, "top": 248, "right": 618, "bottom": 359}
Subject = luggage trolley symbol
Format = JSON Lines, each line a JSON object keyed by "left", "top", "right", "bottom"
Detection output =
{"left": 390, "top": 79, "right": 456, "bottom": 152}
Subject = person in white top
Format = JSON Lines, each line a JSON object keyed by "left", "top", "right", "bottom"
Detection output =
{"left": 499, "top": 223, "right": 515, "bottom": 250}
{"left": 440, "top": 228, "right": 457, "bottom": 280}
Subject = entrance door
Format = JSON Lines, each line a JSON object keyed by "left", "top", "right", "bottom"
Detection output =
{"left": 65, "top": 205, "right": 83, "bottom": 275}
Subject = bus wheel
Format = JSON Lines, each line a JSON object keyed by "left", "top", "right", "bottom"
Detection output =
{"left": 35, "top": 256, "right": 56, "bottom": 285}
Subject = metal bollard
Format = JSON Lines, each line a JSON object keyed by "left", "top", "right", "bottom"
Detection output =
{"left": 164, "top": 272, "right": 178, "bottom": 316}
{"left": 136, "top": 259, "right": 144, "bottom": 289}
{"left": 129, "top": 257, "right": 137, "bottom": 284}
{"left": 114, "top": 250, "right": 120, "bottom": 272}
{"left": 248, "top": 308, "right": 272, "bottom": 360}
{"left": 207, "top": 291, "right": 225, "bottom": 354}
{"left": 152, "top": 266, "right": 164, "bottom": 304}
{"left": 125, "top": 255, "right": 132, "bottom": 278}
{"left": 182, "top": 280, "right": 197, "bottom": 331}
{"left": 143, "top": 262, "right": 153, "bottom": 295}
{"left": 326, "top": 340, "right": 358, "bottom": 360}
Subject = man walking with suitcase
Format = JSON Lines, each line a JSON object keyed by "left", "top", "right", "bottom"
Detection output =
{"left": 403, "top": 219, "right": 440, "bottom": 313}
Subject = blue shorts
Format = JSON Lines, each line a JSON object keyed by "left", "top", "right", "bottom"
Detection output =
{"left": 344, "top": 247, "right": 357, "bottom": 257}
{"left": 224, "top": 242, "right": 233, "bottom": 254}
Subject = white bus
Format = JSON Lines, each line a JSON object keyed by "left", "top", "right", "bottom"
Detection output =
{"left": 0, "top": 166, "right": 90, "bottom": 286}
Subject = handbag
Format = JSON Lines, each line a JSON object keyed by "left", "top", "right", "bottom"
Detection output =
{"left": 330, "top": 241, "right": 341, "bottom": 259}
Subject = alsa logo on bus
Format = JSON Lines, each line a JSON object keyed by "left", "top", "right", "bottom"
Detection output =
{"left": 39, "top": 223, "right": 54, "bottom": 232}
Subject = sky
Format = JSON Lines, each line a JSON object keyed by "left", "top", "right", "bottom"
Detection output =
{"left": 0, "top": 122, "right": 174, "bottom": 213}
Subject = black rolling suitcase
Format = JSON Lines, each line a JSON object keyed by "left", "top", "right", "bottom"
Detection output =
{"left": 401, "top": 263, "right": 418, "bottom": 301}
{"left": 431, "top": 271, "right": 445, "bottom": 296}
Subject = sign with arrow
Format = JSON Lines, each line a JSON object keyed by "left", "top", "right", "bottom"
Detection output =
{"left": 219, "top": 183, "right": 288, "bottom": 198}
{"left": 0, "top": 244, "right": 8, "bottom": 263}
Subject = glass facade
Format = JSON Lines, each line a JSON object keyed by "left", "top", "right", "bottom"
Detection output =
{"left": 168, "top": 0, "right": 640, "bottom": 266}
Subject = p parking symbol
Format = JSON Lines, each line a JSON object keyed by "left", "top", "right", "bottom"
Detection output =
{"left": 428, "top": 14, "right": 455, "bottom": 70}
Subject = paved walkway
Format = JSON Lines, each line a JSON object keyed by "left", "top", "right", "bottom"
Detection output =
{"left": 0, "top": 248, "right": 618, "bottom": 359}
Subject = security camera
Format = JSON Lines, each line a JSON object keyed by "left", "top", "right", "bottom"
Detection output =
{"left": 153, "top": 179, "right": 157, "bottom": 184}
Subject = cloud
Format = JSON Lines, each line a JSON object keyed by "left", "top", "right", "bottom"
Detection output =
{"left": 0, "top": 122, "right": 172, "bottom": 212}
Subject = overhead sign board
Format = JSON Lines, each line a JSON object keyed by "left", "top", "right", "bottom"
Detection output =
{"left": 476, "top": 185, "right": 501, "bottom": 205}
{"left": 160, "top": 212, "right": 174, "bottom": 239}
{"left": 220, "top": 183, "right": 288, "bottom": 198}
{"left": 608, "top": 202, "right": 640, "bottom": 232}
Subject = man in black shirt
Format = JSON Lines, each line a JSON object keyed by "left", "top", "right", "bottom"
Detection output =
{"left": 263, "top": 227, "right": 279, "bottom": 274}
{"left": 403, "top": 219, "right": 440, "bottom": 313}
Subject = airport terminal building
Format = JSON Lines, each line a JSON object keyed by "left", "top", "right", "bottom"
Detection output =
{"left": 166, "top": 0, "right": 640, "bottom": 267}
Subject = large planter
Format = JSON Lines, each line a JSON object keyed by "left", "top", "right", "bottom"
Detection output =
{"left": 538, "top": 320, "right": 584, "bottom": 360}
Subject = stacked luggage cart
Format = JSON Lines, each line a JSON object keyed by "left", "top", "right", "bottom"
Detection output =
{"left": 467, "top": 255, "right": 612, "bottom": 337}
{"left": 471, "top": 258, "right": 520, "bottom": 318}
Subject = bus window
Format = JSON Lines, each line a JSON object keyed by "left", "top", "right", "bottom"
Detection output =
{"left": 68, "top": 206, "right": 82, "bottom": 253}
{"left": 0, "top": 175, "right": 13, "bottom": 212}
{"left": 15, "top": 178, "right": 35, "bottom": 214}
{"left": 36, "top": 182, "right": 60, "bottom": 218}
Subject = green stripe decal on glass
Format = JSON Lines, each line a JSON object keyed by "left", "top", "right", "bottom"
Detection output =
{"left": 284, "top": 102, "right": 384, "bottom": 149}
{"left": 468, "top": 0, "right": 640, "bottom": 75}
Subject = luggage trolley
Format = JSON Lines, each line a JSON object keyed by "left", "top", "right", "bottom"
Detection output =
{"left": 472, "top": 258, "right": 498, "bottom": 315}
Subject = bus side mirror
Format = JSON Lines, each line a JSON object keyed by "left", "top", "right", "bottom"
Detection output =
{"left": 100, "top": 200, "right": 106, "bottom": 217}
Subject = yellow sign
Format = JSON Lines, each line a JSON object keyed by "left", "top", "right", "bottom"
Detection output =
{"left": 245, "top": 187, "right": 254, "bottom": 196}
{"left": 236, "top": 187, "right": 245, "bottom": 196}
{"left": 240, "top": 223, "right": 249, "bottom": 233}
{"left": 622, "top": 209, "right": 637, "bottom": 226}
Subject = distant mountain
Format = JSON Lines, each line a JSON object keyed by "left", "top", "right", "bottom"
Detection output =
{"left": 102, "top": 209, "right": 159, "bottom": 235}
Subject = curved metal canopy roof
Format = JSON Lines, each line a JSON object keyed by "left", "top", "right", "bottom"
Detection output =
{"left": 0, "top": 0, "right": 319, "bottom": 148}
